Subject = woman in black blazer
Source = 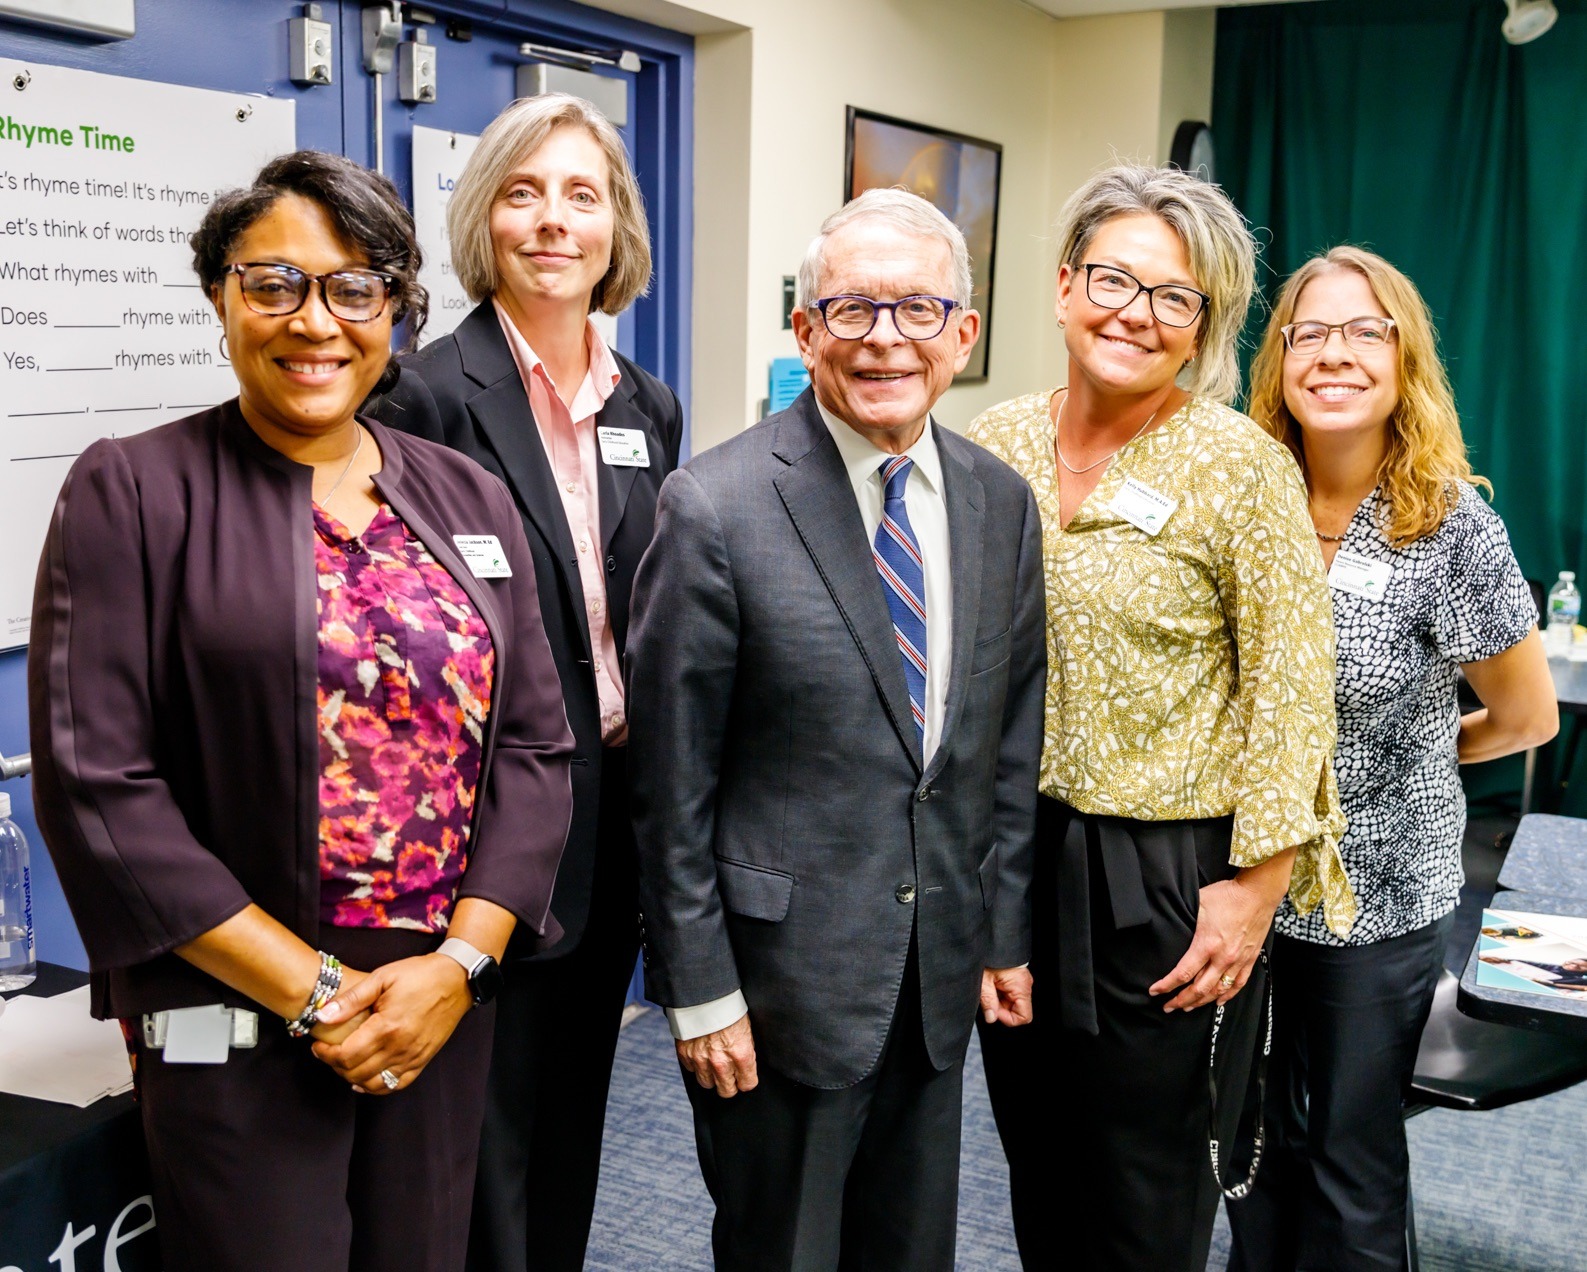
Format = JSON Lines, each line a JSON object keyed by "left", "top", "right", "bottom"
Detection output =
{"left": 372, "top": 93, "right": 683, "bottom": 1272}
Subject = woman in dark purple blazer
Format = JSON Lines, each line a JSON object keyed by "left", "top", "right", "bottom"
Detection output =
{"left": 27, "top": 151, "right": 573, "bottom": 1272}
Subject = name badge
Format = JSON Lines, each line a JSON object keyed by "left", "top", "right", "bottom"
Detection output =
{"left": 598, "top": 426, "right": 650, "bottom": 468}
{"left": 163, "top": 1005, "right": 233, "bottom": 1065}
{"left": 1328, "top": 549, "right": 1393, "bottom": 600}
{"left": 453, "top": 534, "right": 513, "bottom": 579}
{"left": 1107, "top": 476, "right": 1178, "bottom": 536}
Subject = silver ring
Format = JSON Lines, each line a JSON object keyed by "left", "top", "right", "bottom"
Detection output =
{"left": 379, "top": 1068, "right": 399, "bottom": 1090}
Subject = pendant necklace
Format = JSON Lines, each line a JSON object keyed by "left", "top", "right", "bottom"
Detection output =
{"left": 1054, "top": 392, "right": 1157, "bottom": 475}
{"left": 317, "top": 425, "right": 365, "bottom": 505}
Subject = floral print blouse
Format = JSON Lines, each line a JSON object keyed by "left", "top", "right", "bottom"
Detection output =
{"left": 314, "top": 502, "right": 494, "bottom": 930}
{"left": 969, "top": 391, "right": 1355, "bottom": 938}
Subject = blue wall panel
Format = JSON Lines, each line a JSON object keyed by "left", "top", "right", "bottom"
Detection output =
{"left": 1, "top": 0, "right": 691, "bottom": 974}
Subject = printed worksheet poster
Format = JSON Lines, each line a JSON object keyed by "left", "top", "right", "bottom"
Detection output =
{"left": 0, "top": 60, "right": 294, "bottom": 645}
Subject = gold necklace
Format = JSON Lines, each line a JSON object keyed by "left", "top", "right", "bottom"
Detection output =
{"left": 1054, "top": 392, "right": 1157, "bottom": 475}
{"left": 317, "top": 425, "right": 365, "bottom": 505}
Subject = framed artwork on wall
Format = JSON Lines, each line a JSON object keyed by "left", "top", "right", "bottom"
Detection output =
{"left": 844, "top": 106, "right": 1003, "bottom": 382}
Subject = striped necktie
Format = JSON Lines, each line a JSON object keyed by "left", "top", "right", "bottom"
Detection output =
{"left": 873, "top": 456, "right": 927, "bottom": 747}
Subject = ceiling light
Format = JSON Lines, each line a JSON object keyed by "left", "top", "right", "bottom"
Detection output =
{"left": 1502, "top": 0, "right": 1558, "bottom": 44}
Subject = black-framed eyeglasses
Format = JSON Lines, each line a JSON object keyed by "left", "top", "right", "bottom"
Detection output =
{"left": 225, "top": 262, "right": 395, "bottom": 323}
{"left": 1081, "top": 263, "right": 1209, "bottom": 328}
{"left": 812, "top": 294, "right": 961, "bottom": 341}
{"left": 1281, "top": 316, "right": 1397, "bottom": 356}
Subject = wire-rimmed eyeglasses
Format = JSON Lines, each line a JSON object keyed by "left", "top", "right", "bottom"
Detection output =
{"left": 1281, "top": 316, "right": 1397, "bottom": 356}
{"left": 811, "top": 294, "right": 961, "bottom": 341}
{"left": 1081, "top": 263, "right": 1209, "bottom": 328}
{"left": 225, "top": 262, "right": 395, "bottom": 323}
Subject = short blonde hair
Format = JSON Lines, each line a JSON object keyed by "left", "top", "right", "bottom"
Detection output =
{"left": 1053, "top": 163, "right": 1255, "bottom": 403}
{"left": 1249, "top": 246, "right": 1488, "bottom": 546}
{"left": 447, "top": 93, "right": 651, "bottom": 314}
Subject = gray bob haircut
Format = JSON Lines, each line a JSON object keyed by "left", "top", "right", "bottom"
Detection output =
{"left": 1054, "top": 163, "right": 1256, "bottom": 403}
{"left": 797, "top": 187, "right": 974, "bottom": 310}
{"left": 446, "top": 93, "right": 652, "bottom": 314}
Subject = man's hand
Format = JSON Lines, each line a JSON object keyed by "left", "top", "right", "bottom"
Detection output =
{"left": 981, "top": 966, "right": 1034, "bottom": 1026}
{"left": 677, "top": 1013, "right": 759, "bottom": 1098}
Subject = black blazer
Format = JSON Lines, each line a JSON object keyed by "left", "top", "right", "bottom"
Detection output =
{"left": 372, "top": 301, "right": 684, "bottom": 957}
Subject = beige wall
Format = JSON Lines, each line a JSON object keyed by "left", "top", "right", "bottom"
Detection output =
{"left": 589, "top": 1, "right": 1217, "bottom": 450}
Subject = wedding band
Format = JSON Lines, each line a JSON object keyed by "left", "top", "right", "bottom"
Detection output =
{"left": 1219, "top": 974, "right": 1237, "bottom": 989}
{"left": 379, "top": 1068, "right": 399, "bottom": 1090}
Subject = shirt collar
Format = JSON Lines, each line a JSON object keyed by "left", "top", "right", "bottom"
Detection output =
{"left": 814, "top": 397, "right": 944, "bottom": 498}
{"left": 492, "top": 299, "right": 622, "bottom": 408}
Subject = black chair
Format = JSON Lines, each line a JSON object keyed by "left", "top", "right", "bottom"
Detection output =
{"left": 1403, "top": 968, "right": 1587, "bottom": 1268}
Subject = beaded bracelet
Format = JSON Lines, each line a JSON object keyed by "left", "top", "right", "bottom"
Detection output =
{"left": 286, "top": 951, "right": 343, "bottom": 1038}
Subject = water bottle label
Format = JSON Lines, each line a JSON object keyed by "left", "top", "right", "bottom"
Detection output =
{"left": 22, "top": 863, "right": 33, "bottom": 950}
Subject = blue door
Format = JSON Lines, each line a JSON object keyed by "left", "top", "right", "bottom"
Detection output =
{"left": 0, "top": 0, "right": 692, "bottom": 971}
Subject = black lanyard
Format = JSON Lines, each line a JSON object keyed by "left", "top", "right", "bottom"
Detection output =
{"left": 1207, "top": 948, "right": 1272, "bottom": 1200}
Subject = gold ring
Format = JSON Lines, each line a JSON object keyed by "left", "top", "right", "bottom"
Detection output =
{"left": 1219, "top": 974, "right": 1236, "bottom": 989}
{"left": 379, "top": 1068, "right": 399, "bottom": 1090}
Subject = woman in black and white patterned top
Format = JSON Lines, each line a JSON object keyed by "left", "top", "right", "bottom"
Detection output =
{"left": 1227, "top": 247, "right": 1557, "bottom": 1271}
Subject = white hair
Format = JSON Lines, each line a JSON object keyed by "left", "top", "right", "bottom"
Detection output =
{"left": 796, "top": 187, "right": 974, "bottom": 309}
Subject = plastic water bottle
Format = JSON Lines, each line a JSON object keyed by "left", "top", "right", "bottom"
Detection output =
{"left": 0, "top": 791, "right": 36, "bottom": 991}
{"left": 1546, "top": 571, "right": 1581, "bottom": 658}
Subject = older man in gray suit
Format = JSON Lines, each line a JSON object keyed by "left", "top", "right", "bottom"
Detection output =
{"left": 627, "top": 188, "right": 1045, "bottom": 1271}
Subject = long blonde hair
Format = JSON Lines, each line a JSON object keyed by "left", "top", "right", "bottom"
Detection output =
{"left": 1249, "top": 246, "right": 1488, "bottom": 546}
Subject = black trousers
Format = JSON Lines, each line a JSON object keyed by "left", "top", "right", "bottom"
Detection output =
{"left": 685, "top": 938, "right": 965, "bottom": 1272}
{"left": 978, "top": 797, "right": 1267, "bottom": 1271}
{"left": 1226, "top": 914, "right": 1452, "bottom": 1272}
{"left": 465, "top": 749, "right": 641, "bottom": 1272}
{"left": 137, "top": 926, "right": 495, "bottom": 1272}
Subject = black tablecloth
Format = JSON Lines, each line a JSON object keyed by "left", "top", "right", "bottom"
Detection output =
{"left": 0, "top": 964, "right": 158, "bottom": 1271}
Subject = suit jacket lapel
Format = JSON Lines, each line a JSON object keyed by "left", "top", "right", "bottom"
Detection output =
{"left": 925, "top": 429, "right": 984, "bottom": 782}
{"left": 594, "top": 376, "right": 643, "bottom": 555}
{"left": 454, "top": 305, "right": 592, "bottom": 657}
{"left": 773, "top": 393, "right": 922, "bottom": 770}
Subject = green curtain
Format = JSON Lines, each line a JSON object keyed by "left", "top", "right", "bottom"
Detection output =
{"left": 1212, "top": 0, "right": 1587, "bottom": 586}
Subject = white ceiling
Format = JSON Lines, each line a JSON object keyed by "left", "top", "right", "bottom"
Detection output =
{"left": 1022, "top": 0, "right": 1318, "bottom": 17}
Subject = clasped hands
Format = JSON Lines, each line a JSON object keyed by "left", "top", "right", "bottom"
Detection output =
{"left": 306, "top": 953, "right": 474, "bottom": 1095}
{"left": 678, "top": 965, "right": 1035, "bottom": 1100}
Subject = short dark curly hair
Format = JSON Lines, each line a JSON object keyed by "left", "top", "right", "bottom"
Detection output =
{"left": 191, "top": 150, "right": 427, "bottom": 398}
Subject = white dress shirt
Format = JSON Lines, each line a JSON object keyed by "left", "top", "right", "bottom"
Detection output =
{"left": 666, "top": 403, "right": 954, "bottom": 1042}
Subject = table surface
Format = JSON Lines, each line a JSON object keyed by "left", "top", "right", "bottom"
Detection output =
{"left": 1460, "top": 889, "right": 1587, "bottom": 1039}
{"left": 1549, "top": 657, "right": 1587, "bottom": 710}
{"left": 0, "top": 963, "right": 136, "bottom": 1176}
{"left": 1498, "top": 814, "right": 1587, "bottom": 895}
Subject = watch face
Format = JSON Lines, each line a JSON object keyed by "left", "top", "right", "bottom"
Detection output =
{"left": 470, "top": 956, "right": 503, "bottom": 1006}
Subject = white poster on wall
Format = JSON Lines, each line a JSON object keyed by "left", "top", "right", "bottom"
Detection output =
{"left": 410, "top": 122, "right": 620, "bottom": 353}
{"left": 411, "top": 124, "right": 479, "bottom": 346}
{"left": 0, "top": 60, "right": 295, "bottom": 647}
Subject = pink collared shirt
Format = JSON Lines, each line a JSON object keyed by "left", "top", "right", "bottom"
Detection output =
{"left": 494, "top": 300, "right": 627, "bottom": 743}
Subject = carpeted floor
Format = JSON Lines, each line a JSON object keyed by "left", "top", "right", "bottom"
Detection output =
{"left": 587, "top": 813, "right": 1587, "bottom": 1269}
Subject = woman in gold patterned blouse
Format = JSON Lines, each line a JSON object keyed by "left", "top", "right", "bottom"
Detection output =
{"left": 967, "top": 163, "right": 1353, "bottom": 1271}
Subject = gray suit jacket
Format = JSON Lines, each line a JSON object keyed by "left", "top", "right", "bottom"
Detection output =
{"left": 628, "top": 390, "right": 1046, "bottom": 1089}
